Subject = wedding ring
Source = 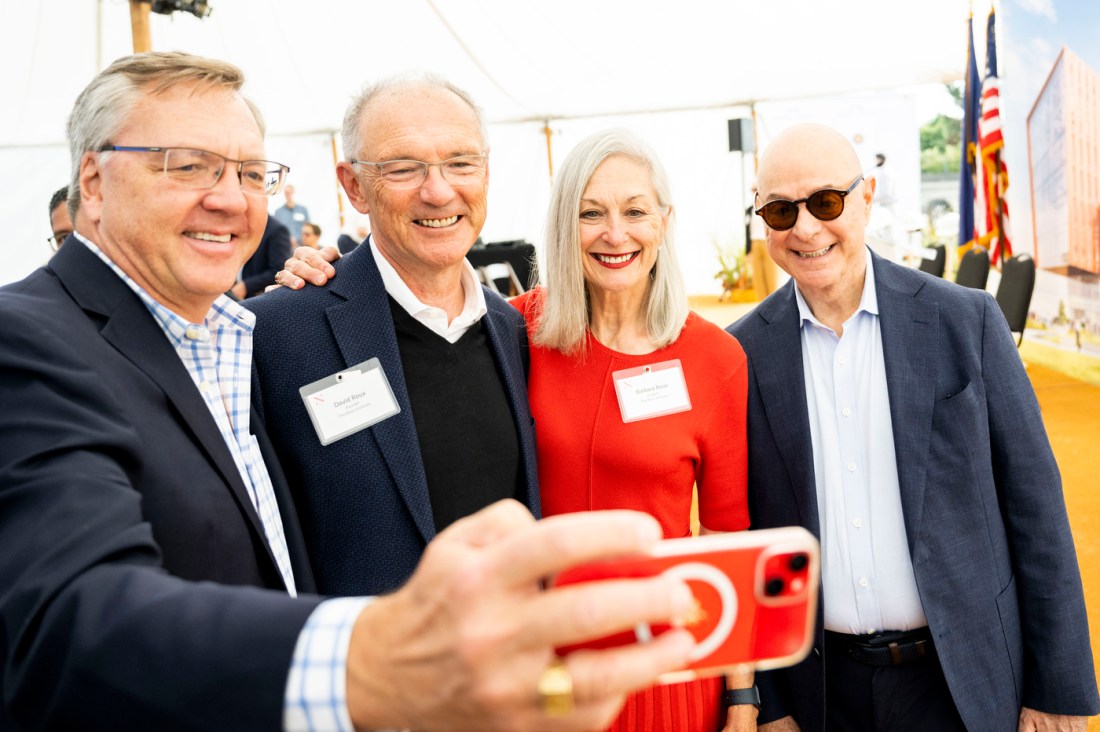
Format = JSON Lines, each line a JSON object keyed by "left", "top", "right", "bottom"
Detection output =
{"left": 537, "top": 657, "right": 574, "bottom": 717}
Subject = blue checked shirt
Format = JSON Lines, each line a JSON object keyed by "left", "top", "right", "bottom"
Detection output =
{"left": 77, "top": 236, "right": 367, "bottom": 730}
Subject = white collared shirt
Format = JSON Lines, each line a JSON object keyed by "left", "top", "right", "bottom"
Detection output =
{"left": 796, "top": 246, "right": 927, "bottom": 634}
{"left": 369, "top": 236, "right": 487, "bottom": 343}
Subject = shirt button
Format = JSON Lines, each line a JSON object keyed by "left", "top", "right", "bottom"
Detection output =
{"left": 838, "top": 355, "right": 847, "bottom": 365}
{"left": 842, "top": 407, "right": 852, "bottom": 417}
{"left": 847, "top": 462, "right": 857, "bottom": 472}
{"left": 199, "top": 380, "right": 210, "bottom": 393}
{"left": 852, "top": 518, "right": 863, "bottom": 528}
{"left": 859, "top": 577, "right": 869, "bottom": 588}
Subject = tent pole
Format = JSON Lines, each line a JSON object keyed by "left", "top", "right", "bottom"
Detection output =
{"left": 542, "top": 121, "right": 554, "bottom": 180}
{"left": 331, "top": 132, "right": 346, "bottom": 230}
{"left": 129, "top": 1, "right": 152, "bottom": 52}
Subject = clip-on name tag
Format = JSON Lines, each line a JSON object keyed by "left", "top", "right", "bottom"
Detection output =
{"left": 612, "top": 358, "right": 692, "bottom": 423}
{"left": 299, "top": 358, "right": 400, "bottom": 445}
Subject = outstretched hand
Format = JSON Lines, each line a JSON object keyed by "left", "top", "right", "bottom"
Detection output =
{"left": 345, "top": 499, "right": 698, "bottom": 731}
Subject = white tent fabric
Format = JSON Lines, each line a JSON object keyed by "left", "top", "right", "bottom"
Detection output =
{"left": 1, "top": 0, "right": 967, "bottom": 290}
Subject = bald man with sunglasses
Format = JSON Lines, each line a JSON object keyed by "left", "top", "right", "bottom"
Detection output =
{"left": 727, "top": 124, "right": 1098, "bottom": 732}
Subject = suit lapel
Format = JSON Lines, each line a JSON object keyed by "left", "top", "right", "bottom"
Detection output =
{"left": 750, "top": 285, "right": 820, "bottom": 536}
{"left": 51, "top": 243, "right": 282, "bottom": 575}
{"left": 325, "top": 248, "right": 437, "bottom": 543}
{"left": 873, "top": 254, "right": 939, "bottom": 550}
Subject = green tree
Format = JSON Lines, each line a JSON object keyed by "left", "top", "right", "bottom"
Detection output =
{"left": 920, "top": 113, "right": 963, "bottom": 175}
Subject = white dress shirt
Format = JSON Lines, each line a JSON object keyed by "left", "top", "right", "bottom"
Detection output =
{"left": 796, "top": 246, "right": 928, "bottom": 634}
{"left": 369, "top": 236, "right": 487, "bottom": 341}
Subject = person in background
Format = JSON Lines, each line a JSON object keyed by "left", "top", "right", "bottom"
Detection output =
{"left": 0, "top": 50, "right": 701, "bottom": 732}
{"left": 299, "top": 221, "right": 321, "bottom": 249}
{"left": 273, "top": 182, "right": 310, "bottom": 246}
{"left": 232, "top": 213, "right": 291, "bottom": 298}
{"left": 728, "top": 123, "right": 1098, "bottom": 732}
{"left": 47, "top": 185, "right": 73, "bottom": 251}
{"left": 513, "top": 128, "right": 755, "bottom": 731}
{"left": 337, "top": 224, "right": 369, "bottom": 254}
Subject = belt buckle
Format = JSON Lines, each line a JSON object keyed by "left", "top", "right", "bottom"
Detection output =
{"left": 884, "top": 637, "right": 929, "bottom": 665}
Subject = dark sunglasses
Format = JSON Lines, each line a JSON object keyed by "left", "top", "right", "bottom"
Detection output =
{"left": 755, "top": 175, "right": 864, "bottom": 231}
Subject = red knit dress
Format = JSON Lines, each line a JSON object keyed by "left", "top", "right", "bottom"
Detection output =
{"left": 512, "top": 289, "right": 750, "bottom": 732}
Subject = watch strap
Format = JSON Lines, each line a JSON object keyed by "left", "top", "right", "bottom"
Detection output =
{"left": 722, "top": 684, "right": 761, "bottom": 709}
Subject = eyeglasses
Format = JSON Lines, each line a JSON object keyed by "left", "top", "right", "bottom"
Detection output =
{"left": 97, "top": 146, "right": 290, "bottom": 197}
{"left": 349, "top": 155, "right": 488, "bottom": 190}
{"left": 754, "top": 175, "right": 863, "bottom": 231}
{"left": 47, "top": 231, "right": 72, "bottom": 251}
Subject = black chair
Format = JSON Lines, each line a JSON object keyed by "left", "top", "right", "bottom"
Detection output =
{"left": 955, "top": 247, "right": 990, "bottom": 290}
{"left": 995, "top": 253, "right": 1036, "bottom": 347}
{"left": 467, "top": 240, "right": 536, "bottom": 290}
{"left": 918, "top": 244, "right": 946, "bottom": 278}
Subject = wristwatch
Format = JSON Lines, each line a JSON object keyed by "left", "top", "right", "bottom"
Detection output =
{"left": 722, "top": 684, "right": 761, "bottom": 710}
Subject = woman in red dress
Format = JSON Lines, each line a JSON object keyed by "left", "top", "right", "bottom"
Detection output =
{"left": 512, "top": 129, "right": 754, "bottom": 732}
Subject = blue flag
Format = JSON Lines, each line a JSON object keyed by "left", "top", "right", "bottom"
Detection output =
{"left": 958, "top": 13, "right": 980, "bottom": 251}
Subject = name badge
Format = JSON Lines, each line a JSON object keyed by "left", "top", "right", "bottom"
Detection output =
{"left": 299, "top": 358, "right": 400, "bottom": 445}
{"left": 612, "top": 359, "right": 692, "bottom": 423}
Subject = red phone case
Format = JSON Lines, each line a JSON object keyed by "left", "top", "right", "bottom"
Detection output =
{"left": 551, "top": 526, "right": 819, "bottom": 683}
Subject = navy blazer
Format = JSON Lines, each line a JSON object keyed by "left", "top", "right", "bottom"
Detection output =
{"left": 727, "top": 250, "right": 1099, "bottom": 731}
{"left": 0, "top": 240, "right": 321, "bottom": 731}
{"left": 247, "top": 241, "right": 539, "bottom": 596}
{"left": 240, "top": 215, "right": 292, "bottom": 297}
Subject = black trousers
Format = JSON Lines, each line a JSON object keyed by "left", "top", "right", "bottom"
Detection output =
{"left": 823, "top": 632, "right": 967, "bottom": 732}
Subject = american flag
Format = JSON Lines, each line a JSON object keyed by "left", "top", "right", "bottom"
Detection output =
{"left": 975, "top": 7, "right": 1012, "bottom": 265}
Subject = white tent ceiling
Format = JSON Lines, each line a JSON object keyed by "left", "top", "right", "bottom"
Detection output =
{"left": 1, "top": 0, "right": 970, "bottom": 289}
{"left": 4, "top": 0, "right": 967, "bottom": 141}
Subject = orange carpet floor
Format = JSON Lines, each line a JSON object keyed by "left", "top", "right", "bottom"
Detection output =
{"left": 1028, "top": 363, "right": 1100, "bottom": 729}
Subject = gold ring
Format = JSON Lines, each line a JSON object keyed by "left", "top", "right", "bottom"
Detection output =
{"left": 537, "top": 657, "right": 574, "bottom": 717}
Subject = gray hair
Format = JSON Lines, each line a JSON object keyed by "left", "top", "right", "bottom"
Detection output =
{"left": 533, "top": 128, "right": 688, "bottom": 355}
{"left": 66, "top": 51, "right": 262, "bottom": 221}
{"left": 340, "top": 73, "right": 488, "bottom": 162}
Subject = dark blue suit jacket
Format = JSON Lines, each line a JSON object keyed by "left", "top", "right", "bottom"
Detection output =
{"left": 727, "top": 250, "right": 1099, "bottom": 731}
{"left": 240, "top": 215, "right": 292, "bottom": 297}
{"left": 246, "top": 242, "right": 540, "bottom": 596}
{"left": 0, "top": 240, "right": 320, "bottom": 730}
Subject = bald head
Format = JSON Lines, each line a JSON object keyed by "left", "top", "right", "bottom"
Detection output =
{"left": 752, "top": 123, "right": 874, "bottom": 325}
{"left": 757, "top": 123, "right": 863, "bottom": 199}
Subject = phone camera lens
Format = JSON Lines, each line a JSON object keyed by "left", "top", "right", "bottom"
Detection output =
{"left": 788, "top": 553, "right": 808, "bottom": 571}
{"left": 765, "top": 577, "right": 785, "bottom": 596}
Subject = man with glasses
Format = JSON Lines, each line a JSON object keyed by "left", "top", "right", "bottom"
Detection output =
{"left": 0, "top": 52, "right": 700, "bottom": 731}
{"left": 728, "top": 123, "right": 1098, "bottom": 732}
{"left": 46, "top": 185, "right": 73, "bottom": 251}
{"left": 245, "top": 75, "right": 540, "bottom": 598}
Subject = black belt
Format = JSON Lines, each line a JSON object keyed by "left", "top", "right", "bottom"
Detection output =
{"left": 825, "top": 628, "right": 935, "bottom": 667}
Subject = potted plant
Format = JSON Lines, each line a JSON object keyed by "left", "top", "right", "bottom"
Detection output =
{"left": 714, "top": 242, "right": 747, "bottom": 303}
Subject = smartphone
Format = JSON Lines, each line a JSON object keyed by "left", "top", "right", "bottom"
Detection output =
{"left": 551, "top": 526, "right": 819, "bottom": 683}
